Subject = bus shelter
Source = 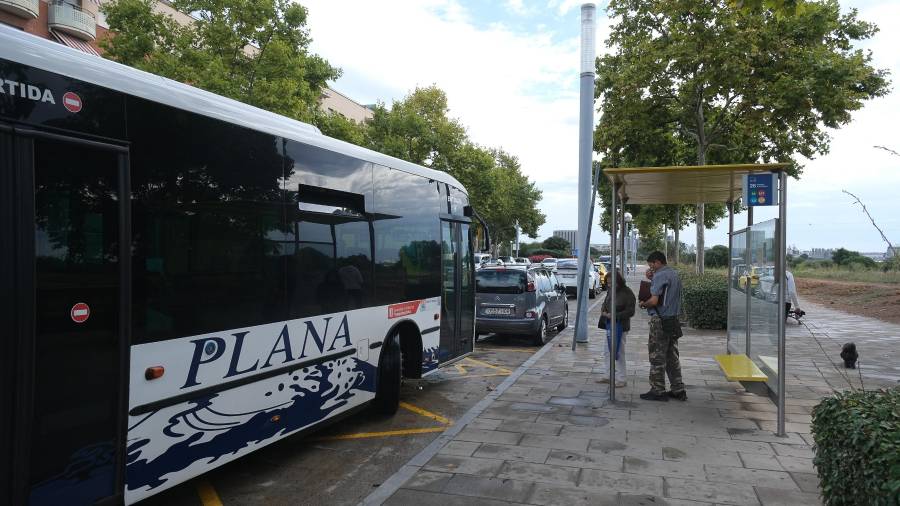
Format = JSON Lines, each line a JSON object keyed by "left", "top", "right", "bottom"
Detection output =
{"left": 597, "top": 163, "right": 791, "bottom": 436}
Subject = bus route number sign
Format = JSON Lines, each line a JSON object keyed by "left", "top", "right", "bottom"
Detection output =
{"left": 743, "top": 173, "right": 777, "bottom": 207}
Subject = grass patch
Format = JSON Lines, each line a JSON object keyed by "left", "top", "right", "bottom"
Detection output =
{"left": 793, "top": 266, "right": 900, "bottom": 285}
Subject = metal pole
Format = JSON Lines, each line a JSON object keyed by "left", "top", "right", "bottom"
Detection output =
{"left": 727, "top": 200, "right": 734, "bottom": 353}
{"left": 573, "top": 163, "right": 603, "bottom": 349}
{"left": 609, "top": 183, "right": 618, "bottom": 401}
{"left": 745, "top": 206, "right": 753, "bottom": 357}
{"left": 574, "top": 2, "right": 596, "bottom": 344}
{"left": 777, "top": 171, "right": 787, "bottom": 436}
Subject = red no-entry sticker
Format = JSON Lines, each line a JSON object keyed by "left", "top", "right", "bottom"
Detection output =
{"left": 62, "top": 92, "right": 82, "bottom": 113}
{"left": 70, "top": 302, "right": 90, "bottom": 323}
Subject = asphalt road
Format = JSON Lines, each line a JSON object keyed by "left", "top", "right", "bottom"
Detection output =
{"left": 140, "top": 328, "right": 562, "bottom": 506}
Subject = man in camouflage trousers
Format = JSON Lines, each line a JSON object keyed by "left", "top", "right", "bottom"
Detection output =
{"left": 638, "top": 251, "right": 686, "bottom": 402}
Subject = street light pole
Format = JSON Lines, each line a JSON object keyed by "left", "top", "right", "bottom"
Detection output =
{"left": 574, "top": 3, "right": 596, "bottom": 344}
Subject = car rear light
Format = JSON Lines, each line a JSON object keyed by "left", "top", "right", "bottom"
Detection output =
{"left": 525, "top": 311, "right": 537, "bottom": 318}
{"left": 527, "top": 281, "right": 535, "bottom": 292}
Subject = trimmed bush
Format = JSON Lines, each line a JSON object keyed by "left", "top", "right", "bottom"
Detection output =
{"left": 680, "top": 270, "right": 728, "bottom": 329}
{"left": 811, "top": 388, "right": 900, "bottom": 506}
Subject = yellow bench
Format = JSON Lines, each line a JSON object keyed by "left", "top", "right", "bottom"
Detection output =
{"left": 714, "top": 354, "right": 768, "bottom": 382}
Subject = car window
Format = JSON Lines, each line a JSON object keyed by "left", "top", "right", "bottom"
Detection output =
{"left": 550, "top": 273, "right": 560, "bottom": 288}
{"left": 476, "top": 269, "right": 527, "bottom": 294}
{"left": 557, "top": 259, "right": 578, "bottom": 269}
{"left": 537, "top": 273, "right": 550, "bottom": 292}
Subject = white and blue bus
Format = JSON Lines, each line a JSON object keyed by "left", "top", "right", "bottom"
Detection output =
{"left": 0, "top": 27, "right": 483, "bottom": 505}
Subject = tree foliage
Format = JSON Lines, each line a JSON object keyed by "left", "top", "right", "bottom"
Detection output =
{"left": 595, "top": 0, "right": 890, "bottom": 272}
{"left": 101, "top": 0, "right": 339, "bottom": 122}
{"left": 542, "top": 236, "right": 571, "bottom": 252}
{"left": 365, "top": 87, "right": 545, "bottom": 252}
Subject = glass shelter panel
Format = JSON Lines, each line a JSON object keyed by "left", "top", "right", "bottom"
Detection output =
{"left": 747, "top": 219, "right": 780, "bottom": 396}
{"left": 727, "top": 230, "right": 747, "bottom": 355}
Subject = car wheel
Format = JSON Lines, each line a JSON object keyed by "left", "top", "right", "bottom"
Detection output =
{"left": 373, "top": 333, "right": 401, "bottom": 415}
{"left": 533, "top": 316, "right": 548, "bottom": 346}
{"left": 589, "top": 286, "right": 596, "bottom": 299}
{"left": 556, "top": 306, "right": 568, "bottom": 332}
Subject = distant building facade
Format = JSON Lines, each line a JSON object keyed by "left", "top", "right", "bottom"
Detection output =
{"left": 806, "top": 248, "right": 834, "bottom": 260}
{"left": 552, "top": 230, "right": 577, "bottom": 249}
{"left": 320, "top": 87, "right": 373, "bottom": 123}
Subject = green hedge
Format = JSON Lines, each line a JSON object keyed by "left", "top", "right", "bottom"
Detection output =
{"left": 811, "top": 389, "right": 900, "bottom": 506}
{"left": 679, "top": 269, "right": 728, "bottom": 329}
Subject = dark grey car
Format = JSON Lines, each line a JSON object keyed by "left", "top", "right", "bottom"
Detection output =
{"left": 475, "top": 266, "right": 568, "bottom": 345}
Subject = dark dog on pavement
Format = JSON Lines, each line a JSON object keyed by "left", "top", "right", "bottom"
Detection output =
{"left": 840, "top": 342, "right": 858, "bottom": 369}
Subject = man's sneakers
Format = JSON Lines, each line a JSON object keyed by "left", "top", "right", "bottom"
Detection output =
{"left": 666, "top": 390, "right": 687, "bottom": 401}
{"left": 668, "top": 390, "right": 687, "bottom": 401}
{"left": 639, "top": 390, "right": 669, "bottom": 402}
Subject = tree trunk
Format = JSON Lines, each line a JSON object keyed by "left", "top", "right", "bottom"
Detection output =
{"left": 673, "top": 206, "right": 680, "bottom": 265}
{"left": 695, "top": 97, "right": 707, "bottom": 275}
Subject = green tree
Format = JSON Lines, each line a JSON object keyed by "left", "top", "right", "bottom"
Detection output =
{"left": 595, "top": 0, "right": 889, "bottom": 273}
{"left": 366, "top": 86, "right": 467, "bottom": 168}
{"left": 101, "top": 0, "right": 339, "bottom": 122}
{"left": 543, "top": 236, "right": 571, "bottom": 252}
{"left": 314, "top": 111, "right": 367, "bottom": 145}
{"left": 366, "top": 87, "right": 545, "bottom": 251}
{"left": 705, "top": 245, "right": 730, "bottom": 268}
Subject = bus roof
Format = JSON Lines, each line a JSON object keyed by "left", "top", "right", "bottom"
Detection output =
{"left": 1, "top": 26, "right": 466, "bottom": 193}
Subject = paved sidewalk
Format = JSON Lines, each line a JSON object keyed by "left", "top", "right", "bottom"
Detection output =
{"left": 366, "top": 277, "right": 900, "bottom": 506}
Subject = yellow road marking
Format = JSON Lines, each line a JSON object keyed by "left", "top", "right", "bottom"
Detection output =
{"left": 399, "top": 401, "right": 452, "bottom": 425}
{"left": 463, "top": 356, "right": 512, "bottom": 374}
{"left": 196, "top": 481, "right": 223, "bottom": 506}
{"left": 313, "top": 426, "right": 447, "bottom": 441}
{"left": 454, "top": 363, "right": 468, "bottom": 374}
{"left": 478, "top": 347, "right": 538, "bottom": 353}
{"left": 312, "top": 401, "right": 452, "bottom": 441}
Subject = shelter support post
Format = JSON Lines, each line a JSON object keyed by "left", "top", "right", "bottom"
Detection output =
{"left": 745, "top": 207, "right": 753, "bottom": 357}
{"left": 777, "top": 171, "right": 787, "bottom": 437}
{"left": 609, "top": 182, "right": 618, "bottom": 401}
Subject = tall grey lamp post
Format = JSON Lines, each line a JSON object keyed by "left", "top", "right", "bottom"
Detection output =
{"left": 574, "top": 3, "right": 596, "bottom": 344}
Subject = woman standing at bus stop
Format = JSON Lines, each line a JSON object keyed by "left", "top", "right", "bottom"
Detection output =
{"left": 598, "top": 270, "right": 635, "bottom": 387}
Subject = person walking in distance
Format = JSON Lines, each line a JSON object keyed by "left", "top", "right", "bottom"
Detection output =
{"left": 638, "top": 251, "right": 686, "bottom": 401}
{"left": 597, "top": 270, "right": 636, "bottom": 387}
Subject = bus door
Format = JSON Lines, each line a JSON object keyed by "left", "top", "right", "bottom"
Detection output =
{"left": 439, "top": 220, "right": 475, "bottom": 363}
{"left": 1, "top": 126, "right": 130, "bottom": 506}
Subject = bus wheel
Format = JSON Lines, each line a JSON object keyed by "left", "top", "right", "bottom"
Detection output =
{"left": 374, "top": 333, "right": 401, "bottom": 415}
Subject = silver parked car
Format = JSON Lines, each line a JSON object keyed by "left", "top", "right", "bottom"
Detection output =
{"left": 475, "top": 266, "right": 568, "bottom": 345}
{"left": 554, "top": 258, "right": 599, "bottom": 298}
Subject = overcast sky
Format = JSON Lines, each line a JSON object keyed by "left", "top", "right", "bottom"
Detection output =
{"left": 302, "top": 0, "right": 899, "bottom": 254}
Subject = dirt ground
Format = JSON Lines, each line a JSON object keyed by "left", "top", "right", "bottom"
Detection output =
{"left": 796, "top": 276, "right": 900, "bottom": 325}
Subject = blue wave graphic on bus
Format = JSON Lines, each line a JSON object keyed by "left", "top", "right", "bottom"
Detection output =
{"left": 422, "top": 346, "right": 439, "bottom": 373}
{"left": 29, "top": 442, "right": 114, "bottom": 506}
{"left": 125, "top": 356, "right": 375, "bottom": 491}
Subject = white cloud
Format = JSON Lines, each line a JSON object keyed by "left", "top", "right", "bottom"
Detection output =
{"left": 303, "top": 0, "right": 606, "bottom": 239}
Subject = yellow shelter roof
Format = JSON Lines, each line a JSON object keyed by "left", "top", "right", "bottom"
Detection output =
{"left": 603, "top": 163, "right": 790, "bottom": 204}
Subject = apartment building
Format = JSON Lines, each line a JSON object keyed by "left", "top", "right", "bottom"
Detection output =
{"left": 0, "top": 0, "right": 106, "bottom": 55}
{"left": 1, "top": 0, "right": 372, "bottom": 123}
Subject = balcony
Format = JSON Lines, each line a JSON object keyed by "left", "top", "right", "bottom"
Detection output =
{"left": 0, "top": 0, "right": 39, "bottom": 19}
{"left": 48, "top": 2, "right": 96, "bottom": 41}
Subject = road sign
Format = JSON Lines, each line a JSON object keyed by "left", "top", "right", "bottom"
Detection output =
{"left": 70, "top": 302, "right": 90, "bottom": 323}
{"left": 743, "top": 173, "right": 778, "bottom": 206}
